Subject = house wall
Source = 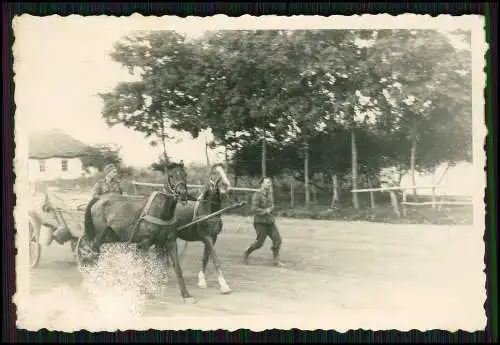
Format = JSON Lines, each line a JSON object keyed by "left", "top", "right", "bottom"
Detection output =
{"left": 29, "top": 157, "right": 85, "bottom": 181}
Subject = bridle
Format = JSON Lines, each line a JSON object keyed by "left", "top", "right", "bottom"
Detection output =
{"left": 162, "top": 169, "right": 188, "bottom": 202}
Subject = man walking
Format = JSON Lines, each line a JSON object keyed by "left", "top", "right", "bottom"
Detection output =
{"left": 243, "top": 177, "right": 284, "bottom": 267}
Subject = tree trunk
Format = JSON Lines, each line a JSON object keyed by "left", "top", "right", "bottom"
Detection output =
{"left": 224, "top": 145, "right": 229, "bottom": 172}
{"left": 205, "top": 136, "right": 211, "bottom": 173}
{"left": 261, "top": 137, "right": 267, "bottom": 178}
{"left": 160, "top": 119, "right": 169, "bottom": 187}
{"left": 331, "top": 173, "right": 339, "bottom": 209}
{"left": 410, "top": 138, "right": 417, "bottom": 197}
{"left": 390, "top": 191, "right": 401, "bottom": 218}
{"left": 290, "top": 180, "right": 295, "bottom": 208}
{"left": 304, "top": 142, "right": 310, "bottom": 208}
{"left": 368, "top": 176, "right": 376, "bottom": 209}
{"left": 351, "top": 129, "right": 359, "bottom": 209}
{"left": 431, "top": 166, "right": 437, "bottom": 210}
{"left": 410, "top": 116, "right": 418, "bottom": 197}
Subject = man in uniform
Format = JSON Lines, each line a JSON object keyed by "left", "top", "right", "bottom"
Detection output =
{"left": 243, "top": 176, "right": 284, "bottom": 267}
{"left": 91, "top": 163, "right": 123, "bottom": 198}
{"left": 84, "top": 163, "right": 123, "bottom": 251}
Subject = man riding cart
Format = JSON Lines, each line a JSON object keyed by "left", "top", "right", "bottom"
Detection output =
{"left": 83, "top": 163, "right": 123, "bottom": 252}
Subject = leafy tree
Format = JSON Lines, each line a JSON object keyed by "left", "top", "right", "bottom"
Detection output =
{"left": 194, "top": 30, "right": 296, "bottom": 175}
{"left": 150, "top": 154, "right": 172, "bottom": 173}
{"left": 81, "top": 144, "right": 122, "bottom": 172}
{"left": 232, "top": 141, "right": 302, "bottom": 178}
{"left": 100, "top": 28, "right": 472, "bottom": 210}
{"left": 99, "top": 31, "right": 202, "bottom": 177}
{"left": 313, "top": 30, "right": 384, "bottom": 208}
{"left": 371, "top": 29, "right": 472, "bottom": 193}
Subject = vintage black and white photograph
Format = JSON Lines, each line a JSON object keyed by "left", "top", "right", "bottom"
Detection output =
{"left": 13, "top": 14, "right": 487, "bottom": 331}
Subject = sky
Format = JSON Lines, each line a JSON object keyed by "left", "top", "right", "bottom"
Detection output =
{"left": 13, "top": 16, "right": 220, "bottom": 167}
{"left": 13, "top": 15, "right": 474, "bottom": 167}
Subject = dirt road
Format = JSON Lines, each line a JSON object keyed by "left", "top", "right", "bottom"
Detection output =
{"left": 19, "top": 215, "right": 486, "bottom": 331}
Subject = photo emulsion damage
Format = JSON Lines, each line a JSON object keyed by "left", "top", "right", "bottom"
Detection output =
{"left": 12, "top": 14, "right": 487, "bottom": 332}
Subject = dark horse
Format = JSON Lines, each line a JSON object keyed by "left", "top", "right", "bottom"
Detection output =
{"left": 172, "top": 163, "right": 234, "bottom": 294}
{"left": 82, "top": 163, "right": 198, "bottom": 303}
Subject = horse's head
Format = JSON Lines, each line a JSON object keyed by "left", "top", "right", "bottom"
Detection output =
{"left": 206, "top": 163, "right": 231, "bottom": 201}
{"left": 164, "top": 162, "right": 188, "bottom": 202}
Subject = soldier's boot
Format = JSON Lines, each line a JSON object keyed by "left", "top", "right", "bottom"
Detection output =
{"left": 272, "top": 250, "right": 285, "bottom": 267}
{"left": 242, "top": 248, "right": 252, "bottom": 265}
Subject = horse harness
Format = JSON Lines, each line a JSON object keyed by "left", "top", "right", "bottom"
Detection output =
{"left": 126, "top": 190, "right": 178, "bottom": 245}
{"left": 126, "top": 175, "right": 226, "bottom": 244}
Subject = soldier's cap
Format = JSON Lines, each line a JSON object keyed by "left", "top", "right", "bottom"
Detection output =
{"left": 103, "top": 164, "right": 117, "bottom": 175}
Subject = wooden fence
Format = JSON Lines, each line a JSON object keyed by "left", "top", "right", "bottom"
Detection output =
{"left": 351, "top": 184, "right": 473, "bottom": 218}
{"left": 131, "top": 181, "right": 259, "bottom": 194}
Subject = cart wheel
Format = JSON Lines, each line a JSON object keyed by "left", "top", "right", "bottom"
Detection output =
{"left": 29, "top": 220, "right": 41, "bottom": 269}
{"left": 76, "top": 235, "right": 98, "bottom": 270}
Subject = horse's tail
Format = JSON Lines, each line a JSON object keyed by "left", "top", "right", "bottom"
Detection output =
{"left": 84, "top": 198, "right": 98, "bottom": 240}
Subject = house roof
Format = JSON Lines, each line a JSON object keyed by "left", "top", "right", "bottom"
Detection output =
{"left": 28, "top": 129, "right": 92, "bottom": 159}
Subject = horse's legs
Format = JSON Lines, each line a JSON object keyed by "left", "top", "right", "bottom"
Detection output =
{"left": 92, "top": 226, "right": 109, "bottom": 252}
{"left": 166, "top": 239, "right": 196, "bottom": 303}
{"left": 156, "top": 245, "right": 173, "bottom": 276}
{"left": 178, "top": 239, "right": 189, "bottom": 263}
{"left": 201, "top": 236, "right": 231, "bottom": 294}
{"left": 155, "top": 245, "right": 168, "bottom": 263}
{"left": 197, "top": 244, "right": 211, "bottom": 289}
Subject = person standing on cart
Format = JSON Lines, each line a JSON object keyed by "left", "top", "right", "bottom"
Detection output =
{"left": 84, "top": 163, "right": 123, "bottom": 251}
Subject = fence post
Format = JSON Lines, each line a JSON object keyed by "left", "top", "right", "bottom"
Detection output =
{"left": 431, "top": 186, "right": 437, "bottom": 210}
{"left": 290, "top": 180, "right": 295, "bottom": 208}
{"left": 133, "top": 182, "right": 138, "bottom": 196}
{"left": 437, "top": 195, "right": 443, "bottom": 211}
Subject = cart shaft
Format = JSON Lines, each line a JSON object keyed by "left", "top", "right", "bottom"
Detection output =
{"left": 177, "top": 201, "right": 246, "bottom": 231}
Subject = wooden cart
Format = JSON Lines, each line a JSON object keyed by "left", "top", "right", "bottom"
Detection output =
{"left": 29, "top": 190, "right": 246, "bottom": 269}
{"left": 28, "top": 191, "right": 87, "bottom": 269}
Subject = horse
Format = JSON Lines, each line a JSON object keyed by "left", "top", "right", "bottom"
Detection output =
{"left": 171, "top": 163, "right": 234, "bottom": 295}
{"left": 82, "top": 162, "right": 198, "bottom": 303}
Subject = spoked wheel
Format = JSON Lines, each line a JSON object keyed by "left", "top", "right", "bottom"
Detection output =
{"left": 75, "top": 234, "right": 98, "bottom": 271}
{"left": 29, "top": 220, "right": 41, "bottom": 269}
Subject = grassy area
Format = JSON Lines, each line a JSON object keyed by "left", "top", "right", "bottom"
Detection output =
{"left": 220, "top": 202, "right": 473, "bottom": 226}
{"left": 274, "top": 204, "right": 473, "bottom": 225}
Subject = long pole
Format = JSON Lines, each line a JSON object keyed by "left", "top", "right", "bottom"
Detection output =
{"left": 177, "top": 201, "right": 247, "bottom": 231}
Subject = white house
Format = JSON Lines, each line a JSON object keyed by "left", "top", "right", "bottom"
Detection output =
{"left": 28, "top": 130, "right": 92, "bottom": 181}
